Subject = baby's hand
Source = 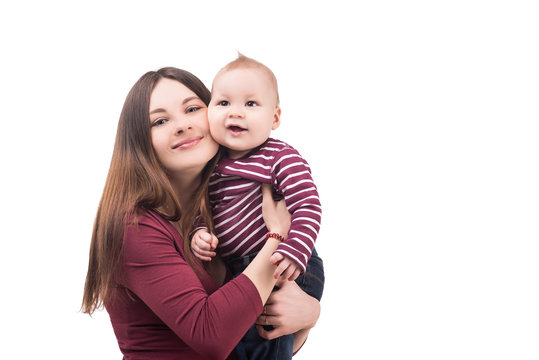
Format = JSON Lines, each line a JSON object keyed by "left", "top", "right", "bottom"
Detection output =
{"left": 270, "top": 253, "right": 302, "bottom": 281}
{"left": 191, "top": 229, "right": 218, "bottom": 262}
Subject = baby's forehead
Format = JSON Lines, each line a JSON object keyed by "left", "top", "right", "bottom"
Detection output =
{"left": 212, "top": 62, "right": 279, "bottom": 104}
{"left": 215, "top": 65, "right": 271, "bottom": 83}
{"left": 214, "top": 67, "right": 276, "bottom": 91}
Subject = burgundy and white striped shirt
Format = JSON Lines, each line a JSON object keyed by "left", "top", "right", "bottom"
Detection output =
{"left": 209, "top": 138, "right": 321, "bottom": 273}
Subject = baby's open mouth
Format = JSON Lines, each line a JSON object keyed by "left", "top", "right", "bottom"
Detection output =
{"left": 227, "top": 125, "right": 246, "bottom": 133}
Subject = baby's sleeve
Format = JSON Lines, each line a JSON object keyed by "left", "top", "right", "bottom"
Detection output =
{"left": 271, "top": 147, "right": 322, "bottom": 273}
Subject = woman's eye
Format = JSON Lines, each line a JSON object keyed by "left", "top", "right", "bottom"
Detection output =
{"left": 186, "top": 106, "right": 201, "bottom": 113}
{"left": 152, "top": 118, "right": 167, "bottom": 127}
{"left": 246, "top": 101, "right": 257, "bottom": 107}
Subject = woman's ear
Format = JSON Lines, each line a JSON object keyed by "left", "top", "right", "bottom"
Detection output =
{"left": 272, "top": 106, "right": 281, "bottom": 130}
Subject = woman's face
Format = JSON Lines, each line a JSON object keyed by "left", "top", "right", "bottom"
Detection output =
{"left": 149, "top": 78, "right": 219, "bottom": 177}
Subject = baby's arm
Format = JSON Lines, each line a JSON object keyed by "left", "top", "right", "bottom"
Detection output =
{"left": 270, "top": 253, "right": 302, "bottom": 281}
{"left": 191, "top": 229, "right": 219, "bottom": 262}
{"left": 271, "top": 144, "right": 322, "bottom": 274}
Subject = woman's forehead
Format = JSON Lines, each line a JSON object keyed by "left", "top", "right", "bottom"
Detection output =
{"left": 150, "top": 78, "right": 198, "bottom": 109}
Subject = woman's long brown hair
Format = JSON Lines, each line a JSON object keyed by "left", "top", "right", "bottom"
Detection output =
{"left": 82, "top": 68, "right": 219, "bottom": 315}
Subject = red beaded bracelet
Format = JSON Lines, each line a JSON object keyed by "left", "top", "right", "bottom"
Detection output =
{"left": 265, "top": 232, "right": 285, "bottom": 242}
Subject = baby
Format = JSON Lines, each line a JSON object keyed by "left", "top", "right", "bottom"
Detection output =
{"left": 191, "top": 53, "right": 324, "bottom": 359}
{"left": 192, "top": 53, "right": 321, "bottom": 281}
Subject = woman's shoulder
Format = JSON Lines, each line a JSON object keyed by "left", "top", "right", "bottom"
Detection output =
{"left": 124, "top": 208, "right": 183, "bottom": 252}
{"left": 128, "top": 207, "right": 175, "bottom": 230}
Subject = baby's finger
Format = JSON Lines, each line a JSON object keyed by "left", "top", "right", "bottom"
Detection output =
{"left": 199, "top": 231, "right": 209, "bottom": 240}
{"left": 210, "top": 234, "right": 219, "bottom": 250}
{"left": 280, "top": 264, "right": 296, "bottom": 281}
{"left": 197, "top": 248, "right": 216, "bottom": 258}
{"left": 195, "top": 238, "right": 212, "bottom": 251}
{"left": 192, "top": 243, "right": 215, "bottom": 259}
{"left": 191, "top": 247, "right": 213, "bottom": 262}
{"left": 273, "top": 262, "right": 288, "bottom": 279}
{"left": 289, "top": 268, "right": 301, "bottom": 282}
{"left": 269, "top": 252, "right": 283, "bottom": 265}
{"left": 194, "top": 254, "right": 212, "bottom": 262}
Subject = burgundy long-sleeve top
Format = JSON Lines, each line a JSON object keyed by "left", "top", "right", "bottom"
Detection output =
{"left": 105, "top": 209, "right": 263, "bottom": 360}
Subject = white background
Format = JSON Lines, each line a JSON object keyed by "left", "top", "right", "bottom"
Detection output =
{"left": 1, "top": 1, "right": 538, "bottom": 359}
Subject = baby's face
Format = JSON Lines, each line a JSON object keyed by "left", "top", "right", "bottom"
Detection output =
{"left": 208, "top": 67, "right": 280, "bottom": 159}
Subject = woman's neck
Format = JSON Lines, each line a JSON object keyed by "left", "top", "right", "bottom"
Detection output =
{"left": 169, "top": 170, "right": 201, "bottom": 211}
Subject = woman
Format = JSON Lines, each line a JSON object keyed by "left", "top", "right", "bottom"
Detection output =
{"left": 82, "top": 67, "right": 321, "bottom": 359}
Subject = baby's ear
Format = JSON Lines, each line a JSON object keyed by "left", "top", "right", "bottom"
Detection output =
{"left": 272, "top": 106, "right": 281, "bottom": 130}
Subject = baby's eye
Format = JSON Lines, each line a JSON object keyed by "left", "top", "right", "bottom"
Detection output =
{"left": 246, "top": 101, "right": 258, "bottom": 107}
{"left": 152, "top": 118, "right": 167, "bottom": 127}
{"left": 217, "top": 100, "right": 229, "bottom": 106}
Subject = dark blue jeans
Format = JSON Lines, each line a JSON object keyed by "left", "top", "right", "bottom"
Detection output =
{"left": 228, "top": 248, "right": 325, "bottom": 360}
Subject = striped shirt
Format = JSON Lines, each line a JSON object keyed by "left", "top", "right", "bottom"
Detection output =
{"left": 209, "top": 138, "right": 322, "bottom": 273}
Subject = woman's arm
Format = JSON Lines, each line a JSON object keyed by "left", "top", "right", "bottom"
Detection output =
{"left": 252, "top": 184, "right": 320, "bottom": 353}
{"left": 121, "top": 212, "right": 263, "bottom": 359}
{"left": 242, "top": 237, "right": 281, "bottom": 303}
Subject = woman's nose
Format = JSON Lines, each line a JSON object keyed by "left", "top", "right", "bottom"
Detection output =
{"left": 174, "top": 118, "right": 193, "bottom": 134}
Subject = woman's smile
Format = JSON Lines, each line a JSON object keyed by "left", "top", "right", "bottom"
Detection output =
{"left": 173, "top": 136, "right": 203, "bottom": 150}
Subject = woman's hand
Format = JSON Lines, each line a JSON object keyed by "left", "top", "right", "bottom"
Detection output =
{"left": 261, "top": 184, "right": 291, "bottom": 236}
{"left": 255, "top": 279, "right": 320, "bottom": 340}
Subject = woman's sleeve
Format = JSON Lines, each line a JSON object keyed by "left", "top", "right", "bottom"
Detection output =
{"left": 123, "top": 213, "right": 262, "bottom": 359}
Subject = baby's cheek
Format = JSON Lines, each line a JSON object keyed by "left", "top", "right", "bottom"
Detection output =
{"left": 207, "top": 107, "right": 220, "bottom": 124}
